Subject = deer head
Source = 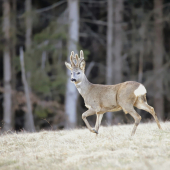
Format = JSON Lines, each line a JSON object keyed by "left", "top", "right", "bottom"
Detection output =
{"left": 65, "top": 50, "right": 86, "bottom": 85}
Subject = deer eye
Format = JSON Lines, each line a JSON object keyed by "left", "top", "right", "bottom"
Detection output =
{"left": 77, "top": 72, "right": 80, "bottom": 75}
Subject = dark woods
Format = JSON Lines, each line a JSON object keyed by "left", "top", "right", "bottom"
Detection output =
{"left": 0, "top": 0, "right": 170, "bottom": 132}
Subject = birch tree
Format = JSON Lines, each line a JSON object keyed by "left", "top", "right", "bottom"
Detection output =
{"left": 65, "top": 0, "right": 79, "bottom": 128}
{"left": 3, "top": 0, "right": 12, "bottom": 131}
{"left": 106, "top": 0, "right": 114, "bottom": 125}
{"left": 153, "top": 0, "right": 164, "bottom": 120}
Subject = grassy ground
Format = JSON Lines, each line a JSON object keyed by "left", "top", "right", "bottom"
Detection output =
{"left": 0, "top": 122, "right": 170, "bottom": 170}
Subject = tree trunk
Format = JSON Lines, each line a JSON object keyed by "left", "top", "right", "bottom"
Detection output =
{"left": 153, "top": 0, "right": 164, "bottom": 120}
{"left": 65, "top": 0, "right": 79, "bottom": 128}
{"left": 20, "top": 47, "right": 35, "bottom": 132}
{"left": 25, "top": 0, "right": 32, "bottom": 50}
{"left": 114, "top": 0, "right": 123, "bottom": 84}
{"left": 131, "top": 7, "right": 137, "bottom": 79}
{"left": 138, "top": 51, "right": 143, "bottom": 83}
{"left": 11, "top": 0, "right": 17, "bottom": 129}
{"left": 106, "top": 0, "right": 114, "bottom": 125}
{"left": 41, "top": 51, "right": 47, "bottom": 70}
{"left": 24, "top": 0, "right": 35, "bottom": 131}
{"left": 111, "top": 0, "right": 124, "bottom": 125}
{"left": 138, "top": 22, "right": 145, "bottom": 83}
{"left": 3, "top": 0, "right": 12, "bottom": 131}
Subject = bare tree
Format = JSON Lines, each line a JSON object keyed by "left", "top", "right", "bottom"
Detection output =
{"left": 111, "top": 0, "right": 124, "bottom": 124}
{"left": 3, "top": 0, "right": 12, "bottom": 131}
{"left": 114, "top": 0, "right": 123, "bottom": 84}
{"left": 65, "top": 0, "right": 79, "bottom": 128}
{"left": 24, "top": 0, "right": 35, "bottom": 131}
{"left": 25, "top": 0, "right": 32, "bottom": 50}
{"left": 153, "top": 0, "right": 164, "bottom": 120}
{"left": 106, "top": 0, "right": 114, "bottom": 125}
{"left": 11, "top": 0, "right": 17, "bottom": 128}
{"left": 11, "top": 0, "right": 16, "bottom": 85}
{"left": 138, "top": 21, "right": 146, "bottom": 83}
{"left": 20, "top": 47, "right": 35, "bottom": 132}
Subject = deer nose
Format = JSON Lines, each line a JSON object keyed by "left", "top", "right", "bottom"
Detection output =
{"left": 71, "top": 78, "right": 76, "bottom": 82}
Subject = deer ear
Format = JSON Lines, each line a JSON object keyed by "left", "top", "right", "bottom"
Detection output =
{"left": 65, "top": 62, "right": 72, "bottom": 70}
{"left": 79, "top": 60, "right": 86, "bottom": 71}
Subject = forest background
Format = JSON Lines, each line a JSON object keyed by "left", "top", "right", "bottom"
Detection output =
{"left": 0, "top": 0, "right": 170, "bottom": 132}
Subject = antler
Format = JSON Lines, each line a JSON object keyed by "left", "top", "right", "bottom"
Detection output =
{"left": 70, "top": 50, "right": 84, "bottom": 67}
{"left": 78, "top": 50, "right": 85, "bottom": 67}
{"left": 70, "top": 51, "right": 75, "bottom": 67}
{"left": 80, "top": 50, "right": 84, "bottom": 60}
{"left": 75, "top": 54, "right": 79, "bottom": 67}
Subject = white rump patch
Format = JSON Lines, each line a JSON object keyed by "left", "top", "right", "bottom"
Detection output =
{"left": 134, "top": 84, "right": 147, "bottom": 96}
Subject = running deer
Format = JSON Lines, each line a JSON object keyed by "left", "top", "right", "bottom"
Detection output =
{"left": 65, "top": 50, "right": 162, "bottom": 136}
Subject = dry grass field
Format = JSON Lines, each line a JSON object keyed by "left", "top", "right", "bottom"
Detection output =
{"left": 0, "top": 122, "right": 170, "bottom": 170}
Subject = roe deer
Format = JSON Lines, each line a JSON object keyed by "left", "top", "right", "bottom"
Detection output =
{"left": 65, "top": 50, "right": 162, "bottom": 136}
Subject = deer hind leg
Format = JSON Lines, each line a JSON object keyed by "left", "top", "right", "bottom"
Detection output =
{"left": 95, "top": 114, "right": 103, "bottom": 134}
{"left": 122, "top": 106, "right": 141, "bottom": 136}
{"left": 82, "top": 109, "right": 98, "bottom": 134}
{"left": 135, "top": 97, "right": 162, "bottom": 129}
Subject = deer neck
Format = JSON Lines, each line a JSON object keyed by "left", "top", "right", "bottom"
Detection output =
{"left": 75, "top": 74, "right": 92, "bottom": 97}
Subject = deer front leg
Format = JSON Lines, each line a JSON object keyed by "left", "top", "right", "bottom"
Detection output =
{"left": 95, "top": 114, "right": 103, "bottom": 134}
{"left": 82, "top": 109, "right": 98, "bottom": 134}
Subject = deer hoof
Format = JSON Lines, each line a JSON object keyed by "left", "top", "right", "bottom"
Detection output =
{"left": 91, "top": 129, "right": 98, "bottom": 134}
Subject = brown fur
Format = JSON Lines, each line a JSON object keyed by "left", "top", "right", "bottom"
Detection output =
{"left": 65, "top": 51, "right": 162, "bottom": 136}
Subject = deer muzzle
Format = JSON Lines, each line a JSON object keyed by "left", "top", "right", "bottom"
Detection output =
{"left": 71, "top": 78, "right": 77, "bottom": 82}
